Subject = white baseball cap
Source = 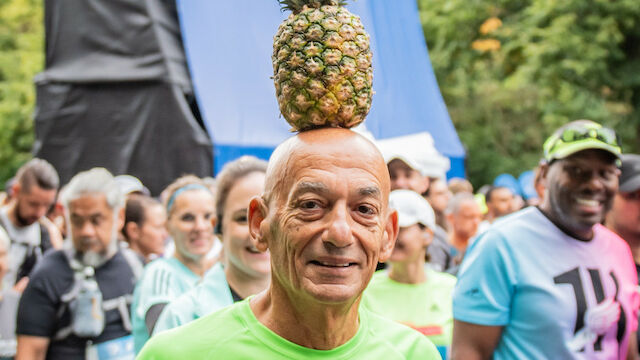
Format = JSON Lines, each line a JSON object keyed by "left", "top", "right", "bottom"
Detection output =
{"left": 114, "top": 175, "right": 150, "bottom": 196}
{"left": 389, "top": 190, "right": 436, "bottom": 230}
{"left": 376, "top": 132, "right": 450, "bottom": 179}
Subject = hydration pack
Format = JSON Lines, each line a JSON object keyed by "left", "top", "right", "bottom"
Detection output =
{"left": 68, "top": 266, "right": 105, "bottom": 338}
{"left": 54, "top": 247, "right": 142, "bottom": 341}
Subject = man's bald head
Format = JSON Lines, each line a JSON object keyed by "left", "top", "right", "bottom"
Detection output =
{"left": 264, "top": 128, "right": 390, "bottom": 206}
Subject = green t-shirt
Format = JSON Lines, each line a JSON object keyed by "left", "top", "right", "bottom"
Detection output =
{"left": 138, "top": 298, "right": 440, "bottom": 359}
{"left": 132, "top": 257, "right": 200, "bottom": 354}
{"left": 361, "top": 269, "right": 456, "bottom": 358}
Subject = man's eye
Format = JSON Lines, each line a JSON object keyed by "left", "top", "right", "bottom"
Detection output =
{"left": 300, "top": 201, "right": 320, "bottom": 210}
{"left": 567, "top": 166, "right": 585, "bottom": 178}
{"left": 601, "top": 168, "right": 619, "bottom": 180}
{"left": 357, "top": 205, "right": 375, "bottom": 215}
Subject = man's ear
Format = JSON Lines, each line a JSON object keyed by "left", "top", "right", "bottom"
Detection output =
{"left": 125, "top": 221, "right": 140, "bottom": 241}
{"left": 423, "top": 228, "right": 434, "bottom": 248}
{"left": 248, "top": 196, "right": 269, "bottom": 252}
{"left": 378, "top": 209, "right": 399, "bottom": 263}
{"left": 116, "top": 207, "right": 125, "bottom": 232}
{"left": 539, "top": 162, "right": 550, "bottom": 188}
{"left": 12, "top": 183, "right": 21, "bottom": 196}
{"left": 446, "top": 213, "right": 455, "bottom": 228}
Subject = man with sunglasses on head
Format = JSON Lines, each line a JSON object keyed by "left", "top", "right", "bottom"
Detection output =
{"left": 452, "top": 120, "right": 640, "bottom": 359}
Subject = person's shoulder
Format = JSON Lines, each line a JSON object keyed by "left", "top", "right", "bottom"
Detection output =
{"left": 469, "top": 208, "right": 542, "bottom": 250}
{"left": 143, "top": 257, "right": 176, "bottom": 273}
{"left": 21, "top": 250, "right": 72, "bottom": 302}
{"left": 31, "top": 249, "right": 70, "bottom": 278}
{"left": 138, "top": 257, "right": 179, "bottom": 284}
{"left": 489, "top": 207, "right": 540, "bottom": 233}
{"left": 364, "top": 309, "right": 441, "bottom": 358}
{"left": 427, "top": 269, "right": 457, "bottom": 288}
{"left": 368, "top": 270, "right": 389, "bottom": 284}
{"left": 595, "top": 223, "right": 628, "bottom": 245}
{"left": 139, "top": 302, "right": 246, "bottom": 359}
{"left": 594, "top": 224, "right": 636, "bottom": 263}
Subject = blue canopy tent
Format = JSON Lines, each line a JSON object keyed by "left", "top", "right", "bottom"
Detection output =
{"left": 177, "top": 0, "right": 465, "bottom": 177}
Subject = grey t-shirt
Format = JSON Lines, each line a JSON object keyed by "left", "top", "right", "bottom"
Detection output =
{"left": 0, "top": 207, "right": 41, "bottom": 289}
{"left": 426, "top": 225, "right": 451, "bottom": 272}
{"left": 0, "top": 290, "right": 20, "bottom": 357}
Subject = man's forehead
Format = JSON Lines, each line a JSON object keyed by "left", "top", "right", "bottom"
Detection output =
{"left": 21, "top": 184, "right": 56, "bottom": 197}
{"left": 562, "top": 149, "right": 618, "bottom": 165}
{"left": 290, "top": 178, "right": 382, "bottom": 199}
{"left": 69, "top": 193, "right": 110, "bottom": 212}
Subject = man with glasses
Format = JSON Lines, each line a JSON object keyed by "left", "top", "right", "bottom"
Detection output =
{"left": 452, "top": 120, "right": 639, "bottom": 359}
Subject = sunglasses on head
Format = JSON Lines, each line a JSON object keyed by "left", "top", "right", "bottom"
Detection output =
{"left": 558, "top": 124, "right": 619, "bottom": 147}
{"left": 544, "top": 123, "right": 620, "bottom": 160}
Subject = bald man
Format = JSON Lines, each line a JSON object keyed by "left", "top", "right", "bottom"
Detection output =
{"left": 139, "top": 128, "right": 440, "bottom": 359}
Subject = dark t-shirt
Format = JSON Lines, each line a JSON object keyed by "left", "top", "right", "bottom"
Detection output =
{"left": 16, "top": 250, "right": 136, "bottom": 360}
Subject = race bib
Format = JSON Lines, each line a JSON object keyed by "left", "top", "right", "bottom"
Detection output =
{"left": 86, "top": 335, "right": 134, "bottom": 360}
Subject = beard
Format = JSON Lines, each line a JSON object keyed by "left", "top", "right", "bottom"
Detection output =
{"left": 14, "top": 206, "right": 38, "bottom": 227}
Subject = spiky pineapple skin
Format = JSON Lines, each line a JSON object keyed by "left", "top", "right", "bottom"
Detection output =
{"left": 273, "top": 4, "right": 373, "bottom": 131}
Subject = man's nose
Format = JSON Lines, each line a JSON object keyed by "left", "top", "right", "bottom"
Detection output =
{"left": 584, "top": 171, "right": 607, "bottom": 191}
{"left": 323, "top": 205, "right": 352, "bottom": 248}
{"left": 78, "top": 221, "right": 96, "bottom": 238}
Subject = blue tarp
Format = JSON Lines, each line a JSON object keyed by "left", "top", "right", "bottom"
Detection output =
{"left": 177, "top": 0, "right": 465, "bottom": 177}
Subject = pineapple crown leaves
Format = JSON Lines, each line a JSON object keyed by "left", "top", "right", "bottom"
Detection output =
{"left": 278, "top": 0, "right": 348, "bottom": 14}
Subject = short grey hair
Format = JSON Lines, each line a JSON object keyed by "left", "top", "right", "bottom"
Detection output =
{"left": 445, "top": 192, "right": 477, "bottom": 215}
{"left": 61, "top": 168, "right": 125, "bottom": 211}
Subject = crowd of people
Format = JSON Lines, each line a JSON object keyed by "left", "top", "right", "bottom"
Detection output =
{"left": 0, "top": 119, "right": 638, "bottom": 359}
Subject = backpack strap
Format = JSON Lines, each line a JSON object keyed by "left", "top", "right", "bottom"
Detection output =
{"left": 103, "top": 295, "right": 134, "bottom": 332}
{"left": 54, "top": 249, "right": 140, "bottom": 341}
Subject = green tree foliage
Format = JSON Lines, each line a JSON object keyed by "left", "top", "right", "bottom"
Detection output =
{"left": 418, "top": 0, "right": 640, "bottom": 189}
{"left": 0, "top": 0, "right": 43, "bottom": 188}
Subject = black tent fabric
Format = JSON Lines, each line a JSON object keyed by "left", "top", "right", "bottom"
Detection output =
{"left": 33, "top": 0, "right": 212, "bottom": 195}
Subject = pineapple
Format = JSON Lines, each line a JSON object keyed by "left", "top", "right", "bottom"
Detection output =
{"left": 273, "top": 0, "right": 373, "bottom": 131}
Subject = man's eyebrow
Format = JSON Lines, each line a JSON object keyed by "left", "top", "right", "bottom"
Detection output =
{"left": 358, "top": 186, "right": 381, "bottom": 199}
{"left": 290, "top": 181, "right": 330, "bottom": 198}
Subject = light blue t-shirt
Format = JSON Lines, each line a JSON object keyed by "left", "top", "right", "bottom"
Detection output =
{"left": 453, "top": 207, "right": 639, "bottom": 359}
{"left": 153, "top": 263, "right": 233, "bottom": 334}
{"left": 131, "top": 257, "right": 200, "bottom": 353}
